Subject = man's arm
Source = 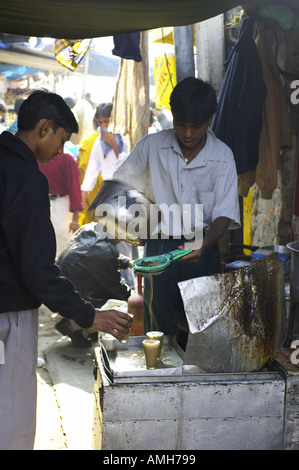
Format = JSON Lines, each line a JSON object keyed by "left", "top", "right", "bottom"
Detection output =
{"left": 179, "top": 216, "right": 230, "bottom": 263}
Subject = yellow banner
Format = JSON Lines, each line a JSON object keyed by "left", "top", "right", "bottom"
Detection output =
{"left": 154, "top": 55, "right": 176, "bottom": 110}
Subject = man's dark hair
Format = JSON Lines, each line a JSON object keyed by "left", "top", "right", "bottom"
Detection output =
{"left": 17, "top": 89, "right": 79, "bottom": 134}
{"left": 169, "top": 77, "right": 217, "bottom": 125}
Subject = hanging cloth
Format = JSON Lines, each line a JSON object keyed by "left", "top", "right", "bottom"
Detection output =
{"left": 55, "top": 39, "right": 92, "bottom": 71}
{"left": 112, "top": 32, "right": 149, "bottom": 151}
{"left": 293, "top": 148, "right": 299, "bottom": 240}
{"left": 112, "top": 33, "right": 142, "bottom": 62}
{"left": 251, "top": 22, "right": 293, "bottom": 199}
{"left": 211, "top": 16, "right": 267, "bottom": 176}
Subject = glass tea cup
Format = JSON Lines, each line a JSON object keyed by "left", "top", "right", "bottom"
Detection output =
{"left": 146, "top": 331, "right": 164, "bottom": 359}
{"left": 142, "top": 339, "right": 160, "bottom": 369}
{"left": 119, "top": 312, "right": 134, "bottom": 343}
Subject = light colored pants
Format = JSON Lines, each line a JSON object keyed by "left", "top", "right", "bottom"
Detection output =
{"left": 50, "top": 195, "right": 72, "bottom": 257}
{"left": 0, "top": 309, "right": 38, "bottom": 450}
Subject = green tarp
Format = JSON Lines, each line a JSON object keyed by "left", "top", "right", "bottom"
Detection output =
{"left": 1, "top": 0, "right": 242, "bottom": 39}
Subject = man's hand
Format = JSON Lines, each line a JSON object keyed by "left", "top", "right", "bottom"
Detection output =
{"left": 177, "top": 248, "right": 203, "bottom": 264}
{"left": 178, "top": 216, "right": 230, "bottom": 264}
{"left": 92, "top": 309, "right": 133, "bottom": 341}
{"left": 69, "top": 221, "right": 80, "bottom": 234}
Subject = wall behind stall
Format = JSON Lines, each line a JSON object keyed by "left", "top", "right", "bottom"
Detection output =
{"left": 250, "top": 22, "right": 299, "bottom": 247}
{"left": 194, "top": 4, "right": 299, "bottom": 251}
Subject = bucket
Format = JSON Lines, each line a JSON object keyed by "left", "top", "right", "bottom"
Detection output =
{"left": 287, "top": 242, "right": 299, "bottom": 302}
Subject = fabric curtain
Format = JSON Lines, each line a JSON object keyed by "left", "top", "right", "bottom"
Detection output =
{"left": 112, "top": 31, "right": 150, "bottom": 151}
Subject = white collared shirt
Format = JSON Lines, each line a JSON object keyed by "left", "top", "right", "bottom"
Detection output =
{"left": 113, "top": 128, "right": 240, "bottom": 237}
{"left": 81, "top": 136, "right": 129, "bottom": 191}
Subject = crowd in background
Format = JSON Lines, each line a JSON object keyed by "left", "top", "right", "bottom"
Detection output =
{"left": 0, "top": 92, "right": 172, "bottom": 257}
{"left": 0, "top": 90, "right": 172, "bottom": 347}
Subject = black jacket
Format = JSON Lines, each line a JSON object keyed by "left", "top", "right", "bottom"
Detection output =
{"left": 212, "top": 17, "right": 267, "bottom": 175}
{"left": 57, "top": 223, "right": 131, "bottom": 308}
{"left": 0, "top": 131, "right": 94, "bottom": 328}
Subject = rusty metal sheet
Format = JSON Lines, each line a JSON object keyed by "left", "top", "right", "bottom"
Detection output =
{"left": 178, "top": 253, "right": 286, "bottom": 373}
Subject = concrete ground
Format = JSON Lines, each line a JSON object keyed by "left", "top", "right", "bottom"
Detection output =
{"left": 34, "top": 305, "right": 96, "bottom": 450}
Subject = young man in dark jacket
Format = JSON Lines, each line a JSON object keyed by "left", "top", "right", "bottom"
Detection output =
{"left": 0, "top": 90, "right": 132, "bottom": 450}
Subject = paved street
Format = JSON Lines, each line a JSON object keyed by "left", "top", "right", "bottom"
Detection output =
{"left": 34, "top": 305, "right": 96, "bottom": 450}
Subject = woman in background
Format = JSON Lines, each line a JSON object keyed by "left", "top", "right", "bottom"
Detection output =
{"left": 81, "top": 102, "right": 128, "bottom": 201}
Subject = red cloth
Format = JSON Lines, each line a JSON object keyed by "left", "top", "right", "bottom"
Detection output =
{"left": 38, "top": 153, "right": 83, "bottom": 212}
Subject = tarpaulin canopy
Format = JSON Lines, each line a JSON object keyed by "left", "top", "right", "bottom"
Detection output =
{"left": 1, "top": 0, "right": 243, "bottom": 40}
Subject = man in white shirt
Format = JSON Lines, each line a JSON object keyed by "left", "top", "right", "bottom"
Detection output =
{"left": 113, "top": 77, "right": 240, "bottom": 339}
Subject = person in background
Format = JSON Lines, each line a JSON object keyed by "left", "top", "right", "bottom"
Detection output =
{"left": 38, "top": 151, "right": 83, "bottom": 257}
{"left": 0, "top": 90, "right": 132, "bottom": 450}
{"left": 148, "top": 108, "right": 162, "bottom": 134}
{"left": 70, "top": 97, "right": 94, "bottom": 146}
{"left": 63, "top": 96, "right": 79, "bottom": 158}
{"left": 81, "top": 102, "right": 134, "bottom": 288}
{"left": 77, "top": 104, "right": 104, "bottom": 225}
{"left": 55, "top": 222, "right": 132, "bottom": 347}
{"left": 150, "top": 100, "right": 173, "bottom": 129}
{"left": 64, "top": 97, "right": 76, "bottom": 109}
{"left": 113, "top": 77, "right": 240, "bottom": 339}
{"left": 85, "top": 92, "right": 95, "bottom": 109}
{"left": 80, "top": 102, "right": 128, "bottom": 198}
{"left": 7, "top": 98, "right": 24, "bottom": 134}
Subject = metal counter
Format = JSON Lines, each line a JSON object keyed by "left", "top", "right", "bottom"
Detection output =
{"left": 92, "top": 336, "right": 287, "bottom": 450}
{"left": 92, "top": 256, "right": 298, "bottom": 450}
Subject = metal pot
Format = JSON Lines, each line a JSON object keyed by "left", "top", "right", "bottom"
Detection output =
{"left": 88, "top": 179, "right": 154, "bottom": 246}
{"left": 286, "top": 242, "right": 299, "bottom": 302}
{"left": 262, "top": 245, "right": 290, "bottom": 255}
